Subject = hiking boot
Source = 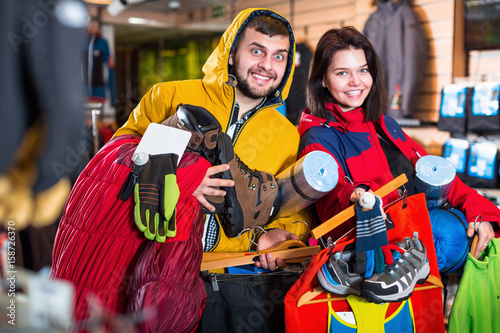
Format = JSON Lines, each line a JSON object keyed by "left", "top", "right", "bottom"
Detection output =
{"left": 161, "top": 104, "right": 222, "bottom": 164}
{"left": 213, "top": 133, "right": 280, "bottom": 238}
{"left": 162, "top": 104, "right": 225, "bottom": 213}
{"left": 317, "top": 251, "right": 363, "bottom": 296}
{"left": 360, "top": 232, "right": 430, "bottom": 304}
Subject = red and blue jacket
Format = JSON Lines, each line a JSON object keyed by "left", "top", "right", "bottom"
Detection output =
{"left": 298, "top": 102, "right": 500, "bottom": 240}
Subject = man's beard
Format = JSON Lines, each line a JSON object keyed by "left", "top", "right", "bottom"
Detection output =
{"left": 230, "top": 66, "right": 280, "bottom": 99}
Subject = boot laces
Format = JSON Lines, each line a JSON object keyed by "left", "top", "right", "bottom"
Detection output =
{"left": 236, "top": 156, "right": 264, "bottom": 189}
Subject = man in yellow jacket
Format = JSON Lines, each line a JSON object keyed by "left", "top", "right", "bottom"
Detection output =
{"left": 115, "top": 8, "right": 310, "bottom": 269}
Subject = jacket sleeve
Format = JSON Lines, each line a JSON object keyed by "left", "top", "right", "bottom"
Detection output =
{"left": 401, "top": 128, "right": 500, "bottom": 226}
{"left": 114, "top": 83, "right": 175, "bottom": 137}
{"left": 447, "top": 176, "right": 500, "bottom": 224}
{"left": 401, "top": 6, "right": 428, "bottom": 117}
{"left": 298, "top": 134, "right": 354, "bottom": 223}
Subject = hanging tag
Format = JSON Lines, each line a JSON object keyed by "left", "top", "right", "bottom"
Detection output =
{"left": 391, "top": 83, "right": 402, "bottom": 111}
{"left": 402, "top": 190, "right": 408, "bottom": 209}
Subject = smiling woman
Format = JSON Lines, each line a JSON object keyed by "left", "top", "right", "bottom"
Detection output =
{"left": 321, "top": 48, "right": 373, "bottom": 112}
{"left": 297, "top": 25, "right": 499, "bottom": 277}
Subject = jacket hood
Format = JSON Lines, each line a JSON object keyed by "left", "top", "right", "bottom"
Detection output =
{"left": 201, "top": 8, "right": 296, "bottom": 106}
{"left": 377, "top": 0, "right": 408, "bottom": 14}
{"left": 297, "top": 103, "right": 365, "bottom": 135}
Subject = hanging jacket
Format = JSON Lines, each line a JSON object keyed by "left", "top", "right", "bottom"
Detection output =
{"left": 363, "top": 0, "right": 428, "bottom": 118}
{"left": 114, "top": 8, "right": 310, "bottom": 252}
{"left": 51, "top": 135, "right": 211, "bottom": 330}
{"left": 82, "top": 33, "right": 116, "bottom": 104}
{"left": 297, "top": 102, "right": 500, "bottom": 240}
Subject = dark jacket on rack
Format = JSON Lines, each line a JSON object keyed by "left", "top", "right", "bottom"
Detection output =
{"left": 82, "top": 33, "right": 116, "bottom": 104}
{"left": 297, "top": 102, "right": 500, "bottom": 240}
{"left": 363, "top": 0, "right": 428, "bottom": 119}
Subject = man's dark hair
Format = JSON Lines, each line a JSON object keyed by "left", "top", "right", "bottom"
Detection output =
{"left": 306, "top": 26, "right": 388, "bottom": 122}
{"left": 232, "top": 15, "right": 290, "bottom": 54}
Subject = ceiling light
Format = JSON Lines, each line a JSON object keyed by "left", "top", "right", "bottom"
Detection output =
{"left": 128, "top": 17, "right": 158, "bottom": 25}
{"left": 168, "top": 1, "right": 181, "bottom": 11}
{"left": 107, "top": 0, "right": 149, "bottom": 16}
{"left": 83, "top": 0, "right": 112, "bottom": 5}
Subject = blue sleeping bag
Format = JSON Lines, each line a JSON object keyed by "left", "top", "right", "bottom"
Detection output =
{"left": 429, "top": 207, "right": 470, "bottom": 273}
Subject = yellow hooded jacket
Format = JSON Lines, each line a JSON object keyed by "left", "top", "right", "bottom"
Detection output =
{"left": 114, "top": 8, "right": 310, "bottom": 252}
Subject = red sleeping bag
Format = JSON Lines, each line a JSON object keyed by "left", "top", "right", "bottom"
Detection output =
{"left": 51, "top": 135, "right": 210, "bottom": 331}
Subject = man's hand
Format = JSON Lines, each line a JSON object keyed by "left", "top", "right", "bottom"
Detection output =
{"left": 254, "top": 229, "right": 299, "bottom": 271}
{"left": 468, "top": 220, "right": 495, "bottom": 259}
{"left": 192, "top": 164, "right": 234, "bottom": 212}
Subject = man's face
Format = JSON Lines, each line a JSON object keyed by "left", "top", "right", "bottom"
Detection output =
{"left": 229, "top": 28, "right": 290, "bottom": 100}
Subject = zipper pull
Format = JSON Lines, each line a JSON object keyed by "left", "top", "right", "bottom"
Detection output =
{"left": 119, "top": 170, "right": 140, "bottom": 201}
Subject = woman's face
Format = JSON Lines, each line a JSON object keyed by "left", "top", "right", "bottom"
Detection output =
{"left": 322, "top": 48, "right": 373, "bottom": 112}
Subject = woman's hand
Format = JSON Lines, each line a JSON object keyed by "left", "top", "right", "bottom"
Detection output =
{"left": 467, "top": 220, "right": 495, "bottom": 259}
{"left": 350, "top": 187, "right": 373, "bottom": 203}
{"left": 192, "top": 164, "right": 234, "bottom": 212}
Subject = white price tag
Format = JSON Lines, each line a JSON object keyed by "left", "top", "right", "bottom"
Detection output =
{"left": 133, "top": 123, "right": 191, "bottom": 165}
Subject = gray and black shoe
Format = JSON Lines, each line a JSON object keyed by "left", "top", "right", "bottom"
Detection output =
{"left": 317, "top": 250, "right": 363, "bottom": 296}
{"left": 361, "top": 232, "right": 430, "bottom": 303}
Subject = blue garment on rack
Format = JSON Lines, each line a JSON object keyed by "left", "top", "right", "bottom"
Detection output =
{"left": 83, "top": 34, "right": 116, "bottom": 104}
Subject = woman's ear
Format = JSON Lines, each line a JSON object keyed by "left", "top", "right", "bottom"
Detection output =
{"left": 322, "top": 77, "right": 327, "bottom": 88}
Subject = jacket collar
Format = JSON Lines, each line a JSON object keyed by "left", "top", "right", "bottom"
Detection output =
{"left": 297, "top": 102, "right": 366, "bottom": 135}
{"left": 325, "top": 102, "right": 365, "bottom": 131}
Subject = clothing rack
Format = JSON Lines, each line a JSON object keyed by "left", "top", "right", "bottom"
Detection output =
{"left": 85, "top": 101, "right": 103, "bottom": 156}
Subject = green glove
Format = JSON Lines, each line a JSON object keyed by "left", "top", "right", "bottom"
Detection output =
{"left": 133, "top": 153, "right": 180, "bottom": 242}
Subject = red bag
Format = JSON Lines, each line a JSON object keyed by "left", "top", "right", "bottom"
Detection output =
{"left": 285, "top": 193, "right": 445, "bottom": 333}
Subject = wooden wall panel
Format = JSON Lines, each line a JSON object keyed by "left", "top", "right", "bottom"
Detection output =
{"left": 422, "top": 73, "right": 453, "bottom": 92}
{"left": 293, "top": 0, "right": 353, "bottom": 12}
{"left": 422, "top": 19, "right": 454, "bottom": 40}
{"left": 413, "top": 0, "right": 454, "bottom": 21}
{"left": 429, "top": 37, "right": 453, "bottom": 57}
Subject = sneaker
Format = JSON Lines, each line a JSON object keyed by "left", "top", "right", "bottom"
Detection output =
{"left": 317, "top": 251, "right": 363, "bottom": 296}
{"left": 213, "top": 133, "right": 280, "bottom": 238}
{"left": 360, "top": 232, "right": 430, "bottom": 303}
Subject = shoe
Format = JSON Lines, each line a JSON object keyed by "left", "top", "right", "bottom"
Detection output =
{"left": 360, "top": 232, "right": 430, "bottom": 304}
{"left": 162, "top": 104, "right": 225, "bottom": 212}
{"left": 161, "top": 104, "right": 222, "bottom": 164}
{"left": 317, "top": 251, "right": 363, "bottom": 296}
{"left": 213, "top": 133, "right": 280, "bottom": 238}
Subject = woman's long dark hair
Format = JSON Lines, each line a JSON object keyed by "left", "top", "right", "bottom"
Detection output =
{"left": 306, "top": 27, "right": 388, "bottom": 121}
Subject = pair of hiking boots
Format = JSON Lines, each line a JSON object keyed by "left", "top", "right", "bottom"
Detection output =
{"left": 162, "top": 104, "right": 280, "bottom": 238}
